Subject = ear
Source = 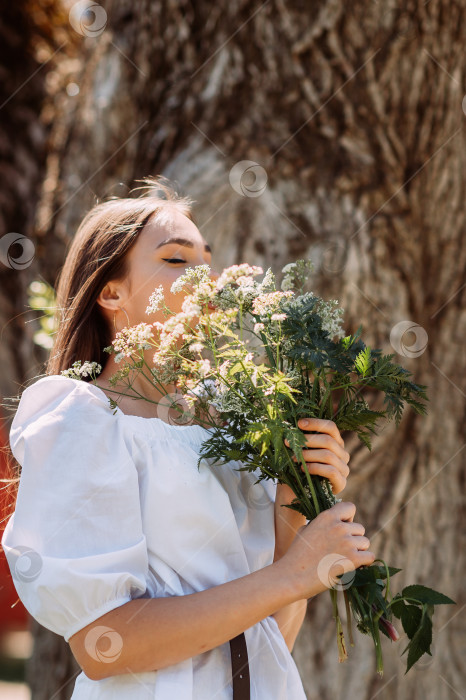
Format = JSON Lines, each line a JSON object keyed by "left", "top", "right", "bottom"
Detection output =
{"left": 96, "top": 279, "right": 128, "bottom": 314}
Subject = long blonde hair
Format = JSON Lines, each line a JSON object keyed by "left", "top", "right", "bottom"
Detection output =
{"left": 1, "top": 175, "right": 194, "bottom": 515}
{"left": 47, "top": 175, "right": 194, "bottom": 375}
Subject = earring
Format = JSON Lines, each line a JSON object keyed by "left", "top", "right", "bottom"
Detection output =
{"left": 113, "top": 306, "right": 130, "bottom": 332}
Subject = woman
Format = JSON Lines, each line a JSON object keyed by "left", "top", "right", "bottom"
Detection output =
{"left": 2, "top": 177, "right": 374, "bottom": 699}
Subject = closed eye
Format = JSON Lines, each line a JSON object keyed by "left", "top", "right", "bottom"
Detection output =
{"left": 162, "top": 258, "right": 186, "bottom": 264}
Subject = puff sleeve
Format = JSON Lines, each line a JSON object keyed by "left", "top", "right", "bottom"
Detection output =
{"left": 1, "top": 375, "right": 149, "bottom": 643}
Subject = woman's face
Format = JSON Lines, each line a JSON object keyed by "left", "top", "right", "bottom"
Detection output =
{"left": 103, "top": 207, "right": 217, "bottom": 330}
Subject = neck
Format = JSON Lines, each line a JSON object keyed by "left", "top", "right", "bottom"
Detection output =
{"left": 95, "top": 349, "right": 216, "bottom": 427}
{"left": 95, "top": 352, "right": 183, "bottom": 419}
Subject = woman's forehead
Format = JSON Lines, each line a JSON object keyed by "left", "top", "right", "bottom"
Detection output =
{"left": 138, "top": 209, "right": 204, "bottom": 248}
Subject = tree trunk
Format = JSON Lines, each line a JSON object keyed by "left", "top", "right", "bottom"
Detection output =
{"left": 18, "top": 0, "right": 466, "bottom": 697}
{"left": 0, "top": 3, "right": 82, "bottom": 699}
{"left": 0, "top": 1, "right": 49, "bottom": 398}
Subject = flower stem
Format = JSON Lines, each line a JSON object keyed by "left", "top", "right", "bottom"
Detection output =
{"left": 330, "top": 589, "right": 348, "bottom": 662}
{"left": 343, "top": 590, "right": 355, "bottom": 647}
{"left": 372, "top": 614, "right": 384, "bottom": 676}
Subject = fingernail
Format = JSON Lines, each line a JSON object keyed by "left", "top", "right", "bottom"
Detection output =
{"left": 300, "top": 419, "right": 309, "bottom": 426}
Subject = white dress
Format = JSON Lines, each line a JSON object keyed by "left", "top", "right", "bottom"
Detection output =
{"left": 2, "top": 375, "right": 307, "bottom": 699}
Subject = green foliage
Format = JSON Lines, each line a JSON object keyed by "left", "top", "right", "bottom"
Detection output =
{"left": 27, "top": 280, "right": 58, "bottom": 350}
{"left": 354, "top": 346, "right": 372, "bottom": 377}
{"left": 399, "top": 585, "right": 455, "bottom": 606}
{"left": 348, "top": 568, "right": 455, "bottom": 674}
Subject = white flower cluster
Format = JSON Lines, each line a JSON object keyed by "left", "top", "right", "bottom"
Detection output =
{"left": 215, "top": 264, "right": 263, "bottom": 290}
{"left": 151, "top": 311, "right": 194, "bottom": 364}
{"left": 259, "top": 267, "right": 276, "bottom": 293}
{"left": 193, "top": 358, "right": 211, "bottom": 378}
{"left": 212, "top": 264, "right": 264, "bottom": 309}
{"left": 280, "top": 259, "right": 315, "bottom": 292}
{"left": 171, "top": 265, "right": 212, "bottom": 294}
{"left": 317, "top": 298, "right": 345, "bottom": 339}
{"left": 304, "top": 293, "right": 345, "bottom": 339}
{"left": 61, "top": 361, "right": 102, "bottom": 380}
{"left": 252, "top": 291, "right": 293, "bottom": 316}
{"left": 146, "top": 285, "right": 165, "bottom": 315}
{"left": 182, "top": 297, "right": 202, "bottom": 316}
{"left": 113, "top": 323, "right": 155, "bottom": 362}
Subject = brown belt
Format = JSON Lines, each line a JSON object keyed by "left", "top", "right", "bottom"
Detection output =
{"left": 229, "top": 631, "right": 250, "bottom": 699}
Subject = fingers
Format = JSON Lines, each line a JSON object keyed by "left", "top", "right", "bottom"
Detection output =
{"left": 356, "top": 550, "right": 376, "bottom": 566}
{"left": 293, "top": 446, "right": 348, "bottom": 493}
{"left": 285, "top": 432, "right": 349, "bottom": 463}
{"left": 284, "top": 420, "right": 350, "bottom": 489}
{"left": 285, "top": 442, "right": 349, "bottom": 476}
{"left": 329, "top": 501, "right": 356, "bottom": 522}
{"left": 297, "top": 417, "right": 345, "bottom": 448}
{"left": 352, "top": 535, "right": 371, "bottom": 551}
{"left": 300, "top": 448, "right": 349, "bottom": 475}
{"left": 347, "top": 522, "right": 365, "bottom": 537}
{"left": 301, "top": 461, "right": 347, "bottom": 494}
{"left": 303, "top": 432, "right": 350, "bottom": 464}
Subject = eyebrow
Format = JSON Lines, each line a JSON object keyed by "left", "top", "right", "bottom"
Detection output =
{"left": 155, "top": 237, "right": 212, "bottom": 253}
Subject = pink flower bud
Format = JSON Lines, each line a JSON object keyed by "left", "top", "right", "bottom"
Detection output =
{"left": 379, "top": 617, "right": 400, "bottom": 641}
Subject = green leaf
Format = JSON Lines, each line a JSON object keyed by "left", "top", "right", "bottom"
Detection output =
{"left": 354, "top": 346, "right": 372, "bottom": 377}
{"left": 403, "top": 611, "right": 433, "bottom": 674}
{"left": 361, "top": 583, "right": 383, "bottom": 604}
{"left": 390, "top": 597, "right": 406, "bottom": 619}
{"left": 356, "top": 429, "right": 373, "bottom": 451}
{"left": 352, "top": 565, "right": 383, "bottom": 586}
{"left": 400, "top": 604, "right": 423, "bottom": 640}
{"left": 283, "top": 426, "right": 307, "bottom": 461}
{"left": 401, "top": 585, "right": 456, "bottom": 606}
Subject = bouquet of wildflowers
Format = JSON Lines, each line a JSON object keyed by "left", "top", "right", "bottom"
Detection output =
{"left": 68, "top": 260, "right": 454, "bottom": 675}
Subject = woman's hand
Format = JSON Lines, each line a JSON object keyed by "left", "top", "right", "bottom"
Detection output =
{"left": 284, "top": 417, "right": 350, "bottom": 495}
{"left": 274, "top": 501, "right": 375, "bottom": 600}
{"left": 274, "top": 417, "right": 350, "bottom": 563}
